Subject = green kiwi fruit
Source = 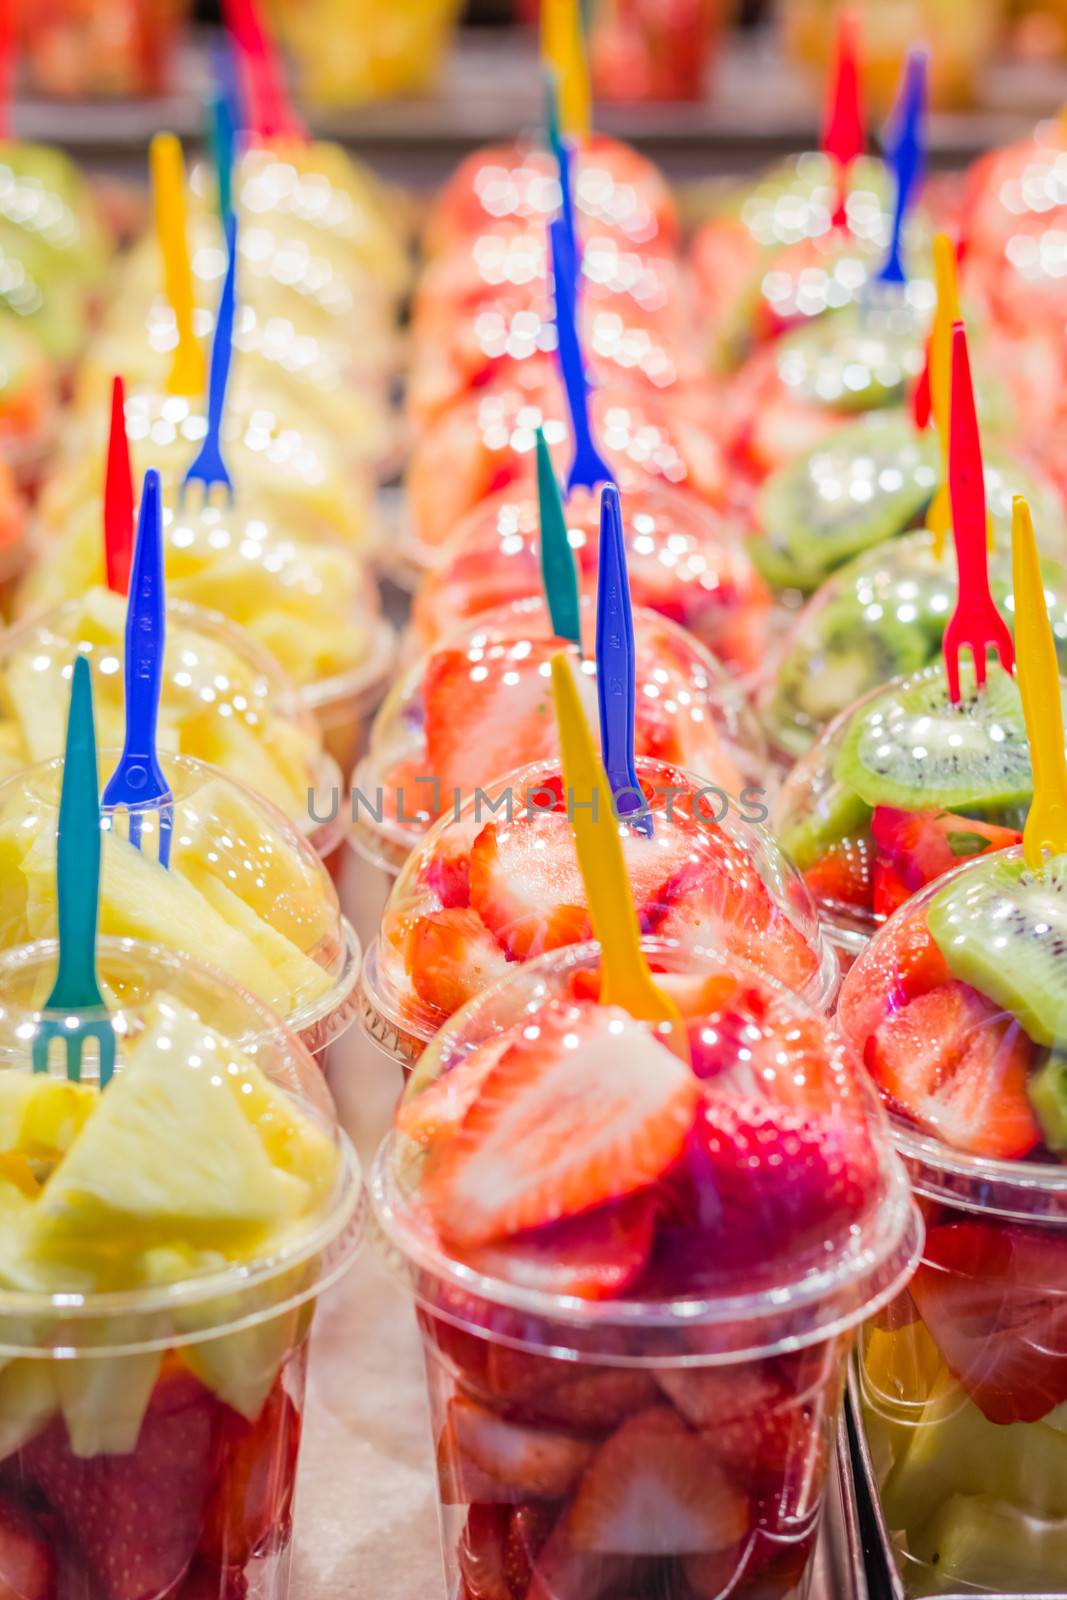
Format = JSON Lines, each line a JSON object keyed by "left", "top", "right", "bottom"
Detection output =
{"left": 1028, "top": 1055, "right": 1067, "bottom": 1153}
{"left": 928, "top": 852, "right": 1067, "bottom": 1049}
{"left": 774, "top": 770, "right": 872, "bottom": 873}
{"left": 752, "top": 414, "right": 939, "bottom": 593}
{"left": 833, "top": 660, "right": 1047, "bottom": 813}
{"left": 774, "top": 306, "right": 923, "bottom": 416}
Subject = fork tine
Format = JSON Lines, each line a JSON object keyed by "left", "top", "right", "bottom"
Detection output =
{"left": 974, "top": 642, "right": 987, "bottom": 690}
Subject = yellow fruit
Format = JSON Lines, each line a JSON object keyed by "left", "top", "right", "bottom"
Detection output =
{"left": 0, "top": 1360, "right": 56, "bottom": 1462}
{"left": 861, "top": 1321, "right": 944, "bottom": 1427}
{"left": 910, "top": 1494, "right": 1067, "bottom": 1593}
{"left": 0, "top": 1074, "right": 97, "bottom": 1167}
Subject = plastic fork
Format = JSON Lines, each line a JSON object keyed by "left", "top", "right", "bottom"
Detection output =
{"left": 541, "top": 0, "right": 591, "bottom": 144}
{"left": 822, "top": 11, "right": 865, "bottom": 230}
{"left": 31, "top": 657, "right": 116, "bottom": 1086}
{"left": 182, "top": 215, "right": 238, "bottom": 507}
{"left": 550, "top": 217, "right": 611, "bottom": 496}
{"left": 102, "top": 469, "right": 174, "bottom": 868}
{"left": 1012, "top": 496, "right": 1067, "bottom": 868}
{"left": 104, "top": 375, "right": 135, "bottom": 598}
{"left": 150, "top": 133, "right": 206, "bottom": 400}
{"left": 536, "top": 426, "right": 582, "bottom": 651}
{"left": 222, "top": 0, "right": 305, "bottom": 142}
{"left": 211, "top": 89, "right": 236, "bottom": 232}
{"left": 545, "top": 71, "right": 580, "bottom": 286}
{"left": 925, "top": 234, "right": 963, "bottom": 559}
{"left": 596, "top": 484, "right": 652, "bottom": 838}
{"left": 551, "top": 653, "right": 688, "bottom": 1063}
{"left": 943, "top": 321, "right": 1014, "bottom": 704}
{"left": 877, "top": 50, "right": 927, "bottom": 287}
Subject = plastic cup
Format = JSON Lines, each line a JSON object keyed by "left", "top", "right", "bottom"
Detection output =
{"left": 0, "top": 934, "right": 362, "bottom": 1600}
{"left": 836, "top": 865, "right": 1067, "bottom": 1594}
{"left": 0, "top": 591, "right": 347, "bottom": 859}
{"left": 359, "top": 754, "right": 836, "bottom": 1068}
{"left": 0, "top": 751, "right": 361, "bottom": 1060}
{"left": 350, "top": 593, "right": 769, "bottom": 881}
{"left": 372, "top": 940, "right": 921, "bottom": 1600}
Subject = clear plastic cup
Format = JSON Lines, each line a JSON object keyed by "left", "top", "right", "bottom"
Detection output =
{"left": 836, "top": 858, "right": 1067, "bottom": 1594}
{"left": 0, "top": 589, "right": 345, "bottom": 857}
{"left": 351, "top": 594, "right": 768, "bottom": 877}
{"left": 0, "top": 752, "right": 361, "bottom": 1059}
{"left": 407, "top": 481, "right": 772, "bottom": 680}
{"left": 0, "top": 933, "right": 362, "bottom": 1600}
{"left": 757, "top": 528, "right": 1067, "bottom": 766}
{"left": 360, "top": 756, "right": 837, "bottom": 1067}
{"left": 770, "top": 660, "right": 1052, "bottom": 965}
{"left": 372, "top": 939, "right": 921, "bottom": 1600}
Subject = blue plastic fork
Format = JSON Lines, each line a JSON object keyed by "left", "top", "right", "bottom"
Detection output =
{"left": 32, "top": 657, "right": 116, "bottom": 1086}
{"left": 102, "top": 469, "right": 174, "bottom": 868}
{"left": 877, "top": 49, "right": 927, "bottom": 287}
{"left": 596, "top": 484, "right": 652, "bottom": 838}
{"left": 182, "top": 213, "right": 238, "bottom": 507}
{"left": 550, "top": 217, "right": 611, "bottom": 496}
{"left": 545, "top": 70, "right": 579, "bottom": 288}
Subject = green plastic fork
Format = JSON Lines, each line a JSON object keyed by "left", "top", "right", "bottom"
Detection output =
{"left": 31, "top": 656, "right": 116, "bottom": 1086}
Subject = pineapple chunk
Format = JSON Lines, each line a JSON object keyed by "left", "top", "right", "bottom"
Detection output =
{"left": 0, "top": 1074, "right": 97, "bottom": 1166}
{"left": 56, "top": 1350, "right": 162, "bottom": 1458}
{"left": 0, "top": 1360, "right": 56, "bottom": 1462}
{"left": 176, "top": 713, "right": 306, "bottom": 825}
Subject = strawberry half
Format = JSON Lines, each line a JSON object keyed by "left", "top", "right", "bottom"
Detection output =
{"left": 865, "top": 982, "right": 1039, "bottom": 1160}
{"left": 803, "top": 836, "right": 874, "bottom": 914}
{"left": 0, "top": 1496, "right": 54, "bottom": 1600}
{"left": 398, "top": 1034, "right": 516, "bottom": 1147}
{"left": 483, "top": 1347, "right": 658, "bottom": 1432}
{"left": 567, "top": 1406, "right": 749, "bottom": 1556}
{"left": 423, "top": 1003, "right": 699, "bottom": 1248}
{"left": 460, "top": 1193, "right": 658, "bottom": 1302}
{"left": 910, "top": 1220, "right": 1067, "bottom": 1424}
{"left": 871, "top": 807, "right": 1022, "bottom": 919}
{"left": 836, "top": 906, "right": 953, "bottom": 1049}
{"left": 198, "top": 1376, "right": 301, "bottom": 1570}
{"left": 407, "top": 907, "right": 513, "bottom": 1017}
{"left": 446, "top": 1396, "right": 594, "bottom": 1499}
{"left": 468, "top": 814, "right": 590, "bottom": 960}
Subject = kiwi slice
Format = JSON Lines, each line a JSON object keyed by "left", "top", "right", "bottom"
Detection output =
{"left": 833, "top": 660, "right": 1044, "bottom": 813}
{"left": 1028, "top": 1055, "right": 1067, "bottom": 1153}
{"left": 775, "top": 307, "right": 922, "bottom": 417}
{"left": 752, "top": 414, "right": 939, "bottom": 593}
{"left": 928, "top": 852, "right": 1067, "bottom": 1049}
{"left": 775, "top": 773, "right": 872, "bottom": 873}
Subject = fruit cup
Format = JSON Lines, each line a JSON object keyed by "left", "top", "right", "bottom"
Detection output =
{"left": 371, "top": 939, "right": 922, "bottom": 1600}
{"left": 837, "top": 857, "right": 1067, "bottom": 1594}
{"left": 0, "top": 590, "right": 347, "bottom": 859}
{"left": 0, "top": 752, "right": 362, "bottom": 1061}
{"left": 408, "top": 481, "right": 772, "bottom": 681}
{"left": 0, "top": 934, "right": 363, "bottom": 1600}
{"left": 360, "top": 756, "right": 838, "bottom": 1068}
{"left": 758, "top": 528, "right": 1067, "bottom": 766}
{"left": 770, "top": 659, "right": 1059, "bottom": 964}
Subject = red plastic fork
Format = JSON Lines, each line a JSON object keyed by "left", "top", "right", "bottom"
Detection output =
{"left": 222, "top": 0, "right": 305, "bottom": 142}
{"left": 822, "top": 11, "right": 865, "bottom": 230}
{"left": 104, "top": 375, "right": 134, "bottom": 598}
{"left": 943, "top": 321, "right": 1014, "bottom": 704}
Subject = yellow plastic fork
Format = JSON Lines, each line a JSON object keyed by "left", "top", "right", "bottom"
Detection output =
{"left": 1012, "top": 496, "right": 1067, "bottom": 868}
{"left": 927, "top": 233, "right": 962, "bottom": 560}
{"left": 150, "top": 133, "right": 206, "bottom": 399}
{"left": 550, "top": 653, "right": 689, "bottom": 1062}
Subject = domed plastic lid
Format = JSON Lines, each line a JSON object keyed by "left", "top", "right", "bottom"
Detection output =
{"left": 759, "top": 529, "right": 1067, "bottom": 762}
{"left": 0, "top": 752, "right": 360, "bottom": 1054}
{"left": 409, "top": 481, "right": 771, "bottom": 679}
{"left": 0, "top": 589, "right": 343, "bottom": 851}
{"left": 371, "top": 940, "right": 919, "bottom": 1361}
{"left": 837, "top": 847, "right": 1067, "bottom": 1220}
{"left": 403, "top": 374, "right": 728, "bottom": 564}
{"left": 16, "top": 497, "right": 392, "bottom": 700}
{"left": 352, "top": 596, "right": 767, "bottom": 871}
{"left": 771, "top": 659, "right": 1057, "bottom": 951}
{"left": 361, "top": 755, "right": 836, "bottom": 1065}
{"left": 770, "top": 303, "right": 928, "bottom": 415}
{"left": 0, "top": 935, "right": 362, "bottom": 1350}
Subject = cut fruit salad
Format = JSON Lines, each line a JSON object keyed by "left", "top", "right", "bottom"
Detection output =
{"left": 357, "top": 599, "right": 765, "bottom": 864}
{"left": 366, "top": 761, "right": 832, "bottom": 1056}
{"left": 772, "top": 659, "right": 1062, "bottom": 939}
{"left": 0, "top": 588, "right": 328, "bottom": 826}
{"left": 374, "top": 945, "right": 918, "bottom": 1600}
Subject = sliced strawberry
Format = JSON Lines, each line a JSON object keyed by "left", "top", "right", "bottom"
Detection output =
{"left": 836, "top": 906, "right": 953, "bottom": 1049}
{"left": 178, "top": 1558, "right": 249, "bottom": 1600}
{"left": 21, "top": 1367, "right": 220, "bottom": 1600}
{"left": 423, "top": 1003, "right": 699, "bottom": 1248}
{"left": 802, "top": 836, "right": 874, "bottom": 914}
{"left": 0, "top": 1496, "right": 55, "bottom": 1600}
{"left": 524, "top": 1510, "right": 638, "bottom": 1600}
{"left": 646, "top": 971, "right": 743, "bottom": 1021}
{"left": 865, "top": 982, "right": 1039, "bottom": 1160}
{"left": 468, "top": 815, "right": 590, "bottom": 960}
{"left": 567, "top": 1407, "right": 750, "bottom": 1556}
{"left": 398, "top": 1033, "right": 515, "bottom": 1146}
{"left": 421, "top": 824, "right": 477, "bottom": 908}
{"left": 446, "top": 1397, "right": 595, "bottom": 1499}
{"left": 407, "top": 907, "right": 513, "bottom": 1018}
{"left": 910, "top": 1221, "right": 1067, "bottom": 1425}
{"left": 462, "top": 1193, "right": 658, "bottom": 1302}
{"left": 458, "top": 1504, "right": 512, "bottom": 1600}
{"left": 871, "top": 807, "right": 1022, "bottom": 913}
{"left": 653, "top": 1363, "right": 787, "bottom": 1430}
{"left": 483, "top": 1349, "right": 658, "bottom": 1433}
{"left": 502, "top": 1503, "right": 558, "bottom": 1598}
{"left": 199, "top": 1376, "right": 301, "bottom": 1570}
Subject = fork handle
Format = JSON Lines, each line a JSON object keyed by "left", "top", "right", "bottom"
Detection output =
{"left": 105, "top": 471, "right": 168, "bottom": 803}
{"left": 551, "top": 219, "right": 607, "bottom": 494}
{"left": 47, "top": 659, "right": 105, "bottom": 1011}
{"left": 205, "top": 217, "right": 237, "bottom": 448}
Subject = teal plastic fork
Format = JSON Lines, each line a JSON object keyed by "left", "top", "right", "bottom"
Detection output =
{"left": 31, "top": 657, "right": 115, "bottom": 1086}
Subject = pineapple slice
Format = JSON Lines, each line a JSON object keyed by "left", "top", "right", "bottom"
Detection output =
{"left": 177, "top": 711, "right": 308, "bottom": 821}
{"left": 186, "top": 873, "right": 332, "bottom": 1014}
{"left": 0, "top": 1074, "right": 97, "bottom": 1167}
{"left": 0, "top": 1360, "right": 56, "bottom": 1462}
{"left": 0, "top": 723, "right": 26, "bottom": 784}
{"left": 56, "top": 1349, "right": 162, "bottom": 1458}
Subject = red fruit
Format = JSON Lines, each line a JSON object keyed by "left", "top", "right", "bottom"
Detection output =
{"left": 20, "top": 1367, "right": 219, "bottom": 1600}
{"left": 836, "top": 906, "right": 953, "bottom": 1049}
{"left": 910, "top": 1221, "right": 1067, "bottom": 1425}
{"left": 524, "top": 1510, "right": 637, "bottom": 1600}
{"left": 407, "top": 907, "right": 513, "bottom": 1017}
{"left": 458, "top": 1504, "right": 511, "bottom": 1600}
{"left": 0, "top": 1496, "right": 55, "bottom": 1600}
{"left": 177, "top": 1560, "right": 248, "bottom": 1600}
{"left": 653, "top": 1363, "right": 786, "bottom": 1430}
{"left": 865, "top": 982, "right": 1039, "bottom": 1160}
{"left": 446, "top": 1397, "right": 595, "bottom": 1499}
{"left": 468, "top": 816, "right": 590, "bottom": 960}
{"left": 802, "top": 836, "right": 874, "bottom": 913}
{"left": 461, "top": 1193, "right": 658, "bottom": 1303}
{"left": 423, "top": 1004, "right": 699, "bottom": 1248}
{"left": 567, "top": 1407, "right": 749, "bottom": 1556}
{"left": 502, "top": 1504, "right": 557, "bottom": 1598}
{"left": 870, "top": 807, "right": 1022, "bottom": 917}
{"left": 199, "top": 1379, "right": 301, "bottom": 1571}
{"left": 422, "top": 827, "right": 475, "bottom": 908}
{"left": 397, "top": 1033, "right": 515, "bottom": 1147}
{"left": 483, "top": 1348, "right": 658, "bottom": 1432}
